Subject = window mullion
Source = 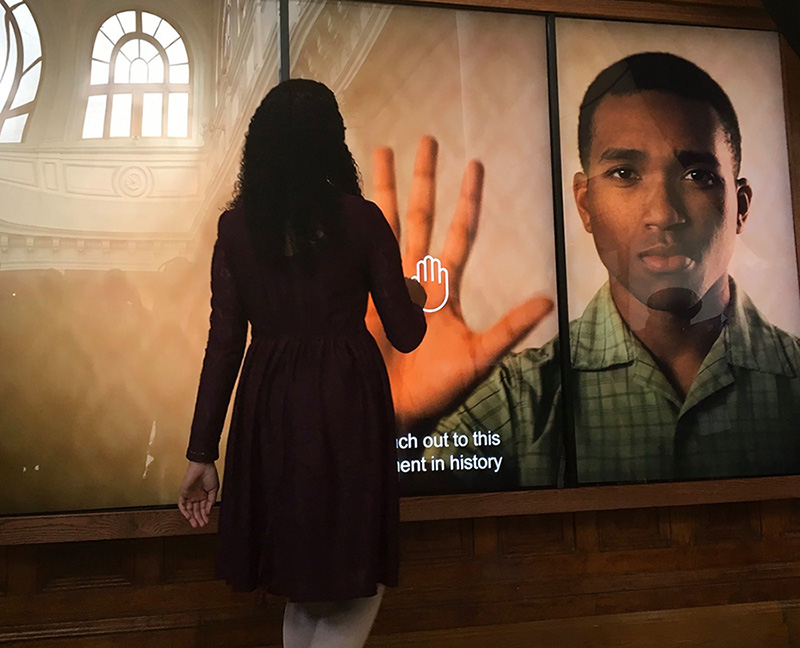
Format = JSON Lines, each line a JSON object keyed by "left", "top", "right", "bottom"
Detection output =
{"left": 103, "top": 91, "right": 111, "bottom": 138}
{"left": 132, "top": 90, "right": 143, "bottom": 137}
{"left": 2, "top": 18, "right": 24, "bottom": 115}
{"left": 162, "top": 91, "right": 168, "bottom": 138}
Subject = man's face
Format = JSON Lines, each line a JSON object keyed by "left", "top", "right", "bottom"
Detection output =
{"left": 573, "top": 90, "right": 751, "bottom": 312}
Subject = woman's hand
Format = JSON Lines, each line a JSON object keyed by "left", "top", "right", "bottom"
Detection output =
{"left": 178, "top": 461, "right": 219, "bottom": 528}
{"left": 404, "top": 277, "right": 427, "bottom": 308}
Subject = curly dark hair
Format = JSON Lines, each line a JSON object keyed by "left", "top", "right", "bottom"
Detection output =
{"left": 230, "top": 79, "right": 362, "bottom": 262}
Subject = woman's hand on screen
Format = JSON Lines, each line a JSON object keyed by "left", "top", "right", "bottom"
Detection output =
{"left": 367, "top": 136, "right": 554, "bottom": 426}
{"left": 178, "top": 461, "right": 219, "bottom": 528}
{"left": 404, "top": 277, "right": 427, "bottom": 308}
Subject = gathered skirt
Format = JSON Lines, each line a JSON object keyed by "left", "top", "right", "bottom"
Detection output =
{"left": 214, "top": 328, "right": 400, "bottom": 602}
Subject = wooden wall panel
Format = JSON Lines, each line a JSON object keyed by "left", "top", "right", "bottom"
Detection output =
{"left": 399, "top": 519, "right": 474, "bottom": 562}
{"left": 0, "top": 627, "right": 199, "bottom": 648}
{"left": 692, "top": 502, "right": 762, "bottom": 545}
{"left": 6, "top": 545, "right": 37, "bottom": 596}
{"left": 37, "top": 540, "right": 136, "bottom": 593}
{"left": 2, "top": 501, "right": 800, "bottom": 645}
{"left": 367, "top": 601, "right": 796, "bottom": 648}
{"left": 769, "top": 499, "right": 800, "bottom": 538}
{"left": 0, "top": 546, "right": 6, "bottom": 597}
{"left": 132, "top": 538, "right": 164, "bottom": 587}
{"left": 198, "top": 604, "right": 281, "bottom": 648}
{"left": 497, "top": 513, "right": 576, "bottom": 557}
{"left": 596, "top": 508, "right": 672, "bottom": 552}
{"left": 163, "top": 535, "right": 217, "bottom": 584}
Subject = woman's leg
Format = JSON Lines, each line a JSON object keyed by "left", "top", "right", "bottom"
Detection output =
{"left": 283, "top": 585, "right": 385, "bottom": 648}
{"left": 309, "top": 584, "right": 384, "bottom": 648}
{"left": 282, "top": 600, "right": 318, "bottom": 648}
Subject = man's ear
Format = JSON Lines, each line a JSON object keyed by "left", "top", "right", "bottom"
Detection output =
{"left": 736, "top": 178, "right": 752, "bottom": 234}
{"left": 573, "top": 171, "right": 592, "bottom": 233}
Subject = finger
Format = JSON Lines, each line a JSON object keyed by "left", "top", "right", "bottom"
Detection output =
{"left": 179, "top": 499, "right": 193, "bottom": 523}
{"left": 404, "top": 136, "right": 437, "bottom": 274}
{"left": 186, "top": 500, "right": 197, "bottom": 527}
{"left": 179, "top": 494, "right": 197, "bottom": 523}
{"left": 194, "top": 499, "right": 205, "bottom": 526}
{"left": 178, "top": 497, "right": 190, "bottom": 521}
{"left": 440, "top": 160, "right": 483, "bottom": 297}
{"left": 475, "top": 297, "right": 554, "bottom": 367}
{"left": 205, "top": 489, "right": 217, "bottom": 517}
{"left": 372, "top": 147, "right": 400, "bottom": 238}
{"left": 191, "top": 500, "right": 204, "bottom": 528}
{"left": 196, "top": 500, "right": 207, "bottom": 527}
{"left": 185, "top": 504, "right": 197, "bottom": 528}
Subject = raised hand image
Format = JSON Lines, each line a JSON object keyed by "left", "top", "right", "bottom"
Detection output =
{"left": 366, "top": 136, "right": 555, "bottom": 428}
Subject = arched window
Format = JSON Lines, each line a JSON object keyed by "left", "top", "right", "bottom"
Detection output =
{"left": 0, "top": 0, "right": 43, "bottom": 143}
{"left": 82, "top": 10, "right": 191, "bottom": 140}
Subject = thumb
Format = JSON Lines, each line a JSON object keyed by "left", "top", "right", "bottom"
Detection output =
{"left": 204, "top": 488, "right": 217, "bottom": 515}
{"left": 475, "top": 297, "right": 554, "bottom": 367}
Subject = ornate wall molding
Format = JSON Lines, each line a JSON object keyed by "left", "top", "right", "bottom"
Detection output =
{"left": 0, "top": 149, "right": 204, "bottom": 200}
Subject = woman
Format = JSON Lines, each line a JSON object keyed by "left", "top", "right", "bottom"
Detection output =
{"left": 178, "top": 79, "right": 427, "bottom": 647}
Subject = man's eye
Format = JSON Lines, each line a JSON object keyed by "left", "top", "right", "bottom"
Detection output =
{"left": 684, "top": 169, "right": 720, "bottom": 187}
{"left": 608, "top": 167, "right": 639, "bottom": 181}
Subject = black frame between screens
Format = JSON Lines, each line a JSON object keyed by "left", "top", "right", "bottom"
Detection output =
{"left": 544, "top": 15, "right": 579, "bottom": 488}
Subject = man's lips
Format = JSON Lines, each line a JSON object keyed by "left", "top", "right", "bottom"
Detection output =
{"left": 639, "top": 247, "right": 694, "bottom": 273}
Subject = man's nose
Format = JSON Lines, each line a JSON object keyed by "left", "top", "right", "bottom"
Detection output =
{"left": 643, "top": 177, "right": 687, "bottom": 230}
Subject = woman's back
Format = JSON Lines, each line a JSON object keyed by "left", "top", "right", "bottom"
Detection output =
{"left": 219, "top": 193, "right": 424, "bottom": 349}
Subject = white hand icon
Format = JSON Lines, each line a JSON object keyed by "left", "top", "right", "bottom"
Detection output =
{"left": 412, "top": 255, "right": 449, "bottom": 313}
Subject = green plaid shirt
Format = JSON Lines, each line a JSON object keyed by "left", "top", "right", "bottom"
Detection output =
{"left": 427, "top": 279, "right": 800, "bottom": 487}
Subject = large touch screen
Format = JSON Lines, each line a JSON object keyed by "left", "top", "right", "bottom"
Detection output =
{"left": 289, "top": 2, "right": 559, "bottom": 493}
{"left": 557, "top": 19, "right": 800, "bottom": 485}
{"left": 0, "top": 0, "right": 280, "bottom": 513}
{"left": 1, "top": 2, "right": 798, "bottom": 515}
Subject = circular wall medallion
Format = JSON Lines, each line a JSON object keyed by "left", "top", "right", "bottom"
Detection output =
{"left": 117, "top": 166, "right": 151, "bottom": 198}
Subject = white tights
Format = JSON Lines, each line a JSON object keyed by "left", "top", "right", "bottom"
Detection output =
{"left": 282, "top": 585, "right": 385, "bottom": 648}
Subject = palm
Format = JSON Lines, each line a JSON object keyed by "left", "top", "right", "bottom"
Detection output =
{"left": 178, "top": 462, "right": 219, "bottom": 528}
{"left": 367, "top": 136, "right": 553, "bottom": 425}
{"left": 382, "top": 305, "right": 480, "bottom": 421}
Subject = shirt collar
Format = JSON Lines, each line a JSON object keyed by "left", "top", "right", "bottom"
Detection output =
{"left": 724, "top": 280, "right": 797, "bottom": 377}
{"left": 571, "top": 279, "right": 797, "bottom": 378}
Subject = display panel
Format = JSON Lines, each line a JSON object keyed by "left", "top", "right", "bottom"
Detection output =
{"left": 2, "top": 2, "right": 798, "bottom": 518}
{"left": 557, "top": 19, "right": 800, "bottom": 485}
{"left": 289, "top": 0, "right": 560, "bottom": 494}
{"left": 0, "top": 0, "right": 279, "bottom": 514}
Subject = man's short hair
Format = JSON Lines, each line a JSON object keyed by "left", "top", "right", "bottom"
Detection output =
{"left": 577, "top": 52, "right": 742, "bottom": 176}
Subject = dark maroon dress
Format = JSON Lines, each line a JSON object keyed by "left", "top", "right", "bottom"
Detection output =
{"left": 186, "top": 194, "right": 426, "bottom": 602}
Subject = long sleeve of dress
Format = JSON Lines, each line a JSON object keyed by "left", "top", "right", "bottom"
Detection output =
{"left": 367, "top": 203, "right": 427, "bottom": 353}
{"left": 186, "top": 222, "right": 248, "bottom": 462}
